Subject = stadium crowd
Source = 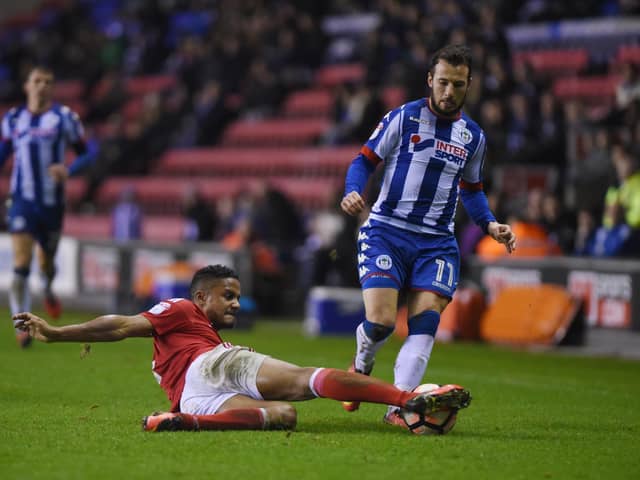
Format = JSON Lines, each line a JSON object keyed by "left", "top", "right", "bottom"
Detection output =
{"left": 2, "top": 0, "right": 640, "bottom": 313}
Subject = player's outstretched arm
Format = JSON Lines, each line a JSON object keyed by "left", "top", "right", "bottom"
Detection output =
{"left": 13, "top": 312, "right": 153, "bottom": 343}
{"left": 487, "top": 221, "right": 517, "bottom": 254}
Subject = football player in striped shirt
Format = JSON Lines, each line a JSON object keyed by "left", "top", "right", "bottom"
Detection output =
{"left": 340, "top": 45, "right": 516, "bottom": 428}
{"left": 0, "top": 65, "right": 95, "bottom": 347}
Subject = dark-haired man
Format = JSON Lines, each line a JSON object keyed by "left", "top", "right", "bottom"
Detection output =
{"left": 14, "top": 264, "right": 471, "bottom": 432}
{"left": 1, "top": 65, "right": 95, "bottom": 347}
{"left": 340, "top": 44, "right": 515, "bottom": 427}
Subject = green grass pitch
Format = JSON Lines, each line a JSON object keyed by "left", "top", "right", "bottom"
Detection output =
{"left": 1, "top": 310, "right": 639, "bottom": 480}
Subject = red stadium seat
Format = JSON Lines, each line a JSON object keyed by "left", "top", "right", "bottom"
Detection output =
{"left": 153, "top": 146, "right": 357, "bottom": 177}
{"left": 552, "top": 75, "right": 621, "bottom": 100}
{"left": 63, "top": 214, "right": 111, "bottom": 239}
{"left": 142, "top": 216, "right": 187, "bottom": 243}
{"left": 381, "top": 86, "right": 407, "bottom": 110}
{"left": 122, "top": 98, "right": 145, "bottom": 120}
{"left": 53, "top": 80, "right": 84, "bottom": 101}
{"left": 126, "top": 75, "right": 177, "bottom": 96}
{"left": 95, "top": 175, "right": 341, "bottom": 214}
{"left": 315, "top": 63, "right": 366, "bottom": 88}
{"left": 513, "top": 49, "right": 589, "bottom": 75}
{"left": 615, "top": 44, "right": 640, "bottom": 64}
{"left": 65, "top": 177, "right": 87, "bottom": 205}
{"left": 283, "top": 89, "right": 333, "bottom": 117}
{"left": 221, "top": 118, "right": 330, "bottom": 147}
{"left": 63, "top": 213, "right": 188, "bottom": 243}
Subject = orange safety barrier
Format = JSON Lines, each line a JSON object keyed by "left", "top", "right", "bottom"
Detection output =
{"left": 480, "top": 285, "right": 582, "bottom": 345}
{"left": 476, "top": 221, "right": 562, "bottom": 260}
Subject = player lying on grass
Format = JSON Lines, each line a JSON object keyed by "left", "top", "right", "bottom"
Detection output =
{"left": 13, "top": 264, "right": 471, "bottom": 432}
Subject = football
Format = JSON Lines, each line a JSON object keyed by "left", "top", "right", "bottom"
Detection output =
{"left": 400, "top": 383, "right": 459, "bottom": 435}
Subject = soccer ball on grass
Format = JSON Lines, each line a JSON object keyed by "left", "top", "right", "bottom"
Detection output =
{"left": 400, "top": 383, "right": 459, "bottom": 435}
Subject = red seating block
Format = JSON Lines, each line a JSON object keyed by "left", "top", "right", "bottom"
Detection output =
{"left": 63, "top": 214, "right": 111, "bottom": 239}
{"left": 153, "top": 146, "right": 358, "bottom": 177}
{"left": 142, "top": 216, "right": 186, "bottom": 243}
{"left": 315, "top": 63, "right": 366, "bottom": 87}
{"left": 221, "top": 118, "right": 330, "bottom": 147}
{"left": 283, "top": 89, "right": 333, "bottom": 117}
{"left": 126, "top": 75, "right": 176, "bottom": 96}
{"left": 122, "top": 98, "right": 145, "bottom": 120}
{"left": 513, "top": 49, "right": 589, "bottom": 75}
{"left": 381, "top": 86, "right": 407, "bottom": 110}
{"left": 616, "top": 44, "right": 640, "bottom": 64}
{"left": 96, "top": 175, "right": 341, "bottom": 214}
{"left": 54, "top": 80, "right": 84, "bottom": 101}
{"left": 552, "top": 75, "right": 621, "bottom": 100}
{"left": 63, "top": 213, "right": 187, "bottom": 243}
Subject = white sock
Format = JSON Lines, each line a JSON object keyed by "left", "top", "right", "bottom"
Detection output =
{"left": 9, "top": 274, "right": 31, "bottom": 315}
{"left": 393, "top": 334, "right": 435, "bottom": 392}
{"left": 354, "top": 323, "right": 390, "bottom": 373}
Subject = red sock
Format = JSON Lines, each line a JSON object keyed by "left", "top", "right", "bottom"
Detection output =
{"left": 179, "top": 408, "right": 266, "bottom": 431}
{"left": 312, "top": 368, "right": 414, "bottom": 408}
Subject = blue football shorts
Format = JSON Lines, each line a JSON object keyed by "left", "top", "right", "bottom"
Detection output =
{"left": 7, "top": 197, "right": 64, "bottom": 254}
{"left": 357, "top": 218, "right": 460, "bottom": 298}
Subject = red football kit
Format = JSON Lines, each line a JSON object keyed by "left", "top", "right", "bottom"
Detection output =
{"left": 142, "top": 298, "right": 224, "bottom": 412}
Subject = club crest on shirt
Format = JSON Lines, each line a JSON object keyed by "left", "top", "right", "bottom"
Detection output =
{"left": 460, "top": 128, "right": 473, "bottom": 144}
{"left": 375, "top": 254, "right": 392, "bottom": 270}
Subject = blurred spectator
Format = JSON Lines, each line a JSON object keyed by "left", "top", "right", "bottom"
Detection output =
{"left": 535, "top": 90, "right": 566, "bottom": 167}
{"left": 324, "top": 82, "right": 384, "bottom": 145}
{"left": 569, "top": 128, "right": 612, "bottom": 212}
{"left": 573, "top": 208, "right": 598, "bottom": 256}
{"left": 540, "top": 191, "right": 576, "bottom": 253}
{"left": 577, "top": 142, "right": 640, "bottom": 257}
{"left": 111, "top": 186, "right": 143, "bottom": 242}
{"left": 300, "top": 189, "right": 360, "bottom": 290}
{"left": 181, "top": 186, "right": 218, "bottom": 242}
{"left": 615, "top": 62, "right": 640, "bottom": 111}
{"left": 506, "top": 92, "right": 536, "bottom": 162}
{"left": 479, "top": 98, "right": 509, "bottom": 165}
{"left": 608, "top": 142, "right": 640, "bottom": 230}
{"left": 84, "top": 70, "right": 127, "bottom": 124}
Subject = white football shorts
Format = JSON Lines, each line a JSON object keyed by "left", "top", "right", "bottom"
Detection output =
{"left": 180, "top": 344, "right": 269, "bottom": 414}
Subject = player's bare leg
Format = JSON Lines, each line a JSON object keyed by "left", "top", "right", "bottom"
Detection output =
{"left": 344, "top": 287, "right": 397, "bottom": 411}
{"left": 10, "top": 233, "right": 34, "bottom": 347}
{"left": 36, "top": 237, "right": 62, "bottom": 319}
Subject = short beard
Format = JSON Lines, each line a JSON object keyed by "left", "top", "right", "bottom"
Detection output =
{"left": 429, "top": 92, "right": 466, "bottom": 117}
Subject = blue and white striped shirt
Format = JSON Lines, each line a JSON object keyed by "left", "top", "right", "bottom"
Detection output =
{"left": 352, "top": 98, "right": 489, "bottom": 236}
{"left": 1, "top": 103, "right": 85, "bottom": 207}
